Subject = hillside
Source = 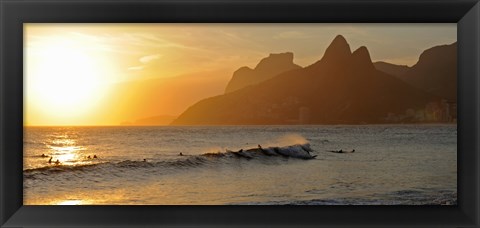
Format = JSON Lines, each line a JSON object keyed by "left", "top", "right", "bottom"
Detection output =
{"left": 374, "top": 61, "right": 410, "bottom": 77}
{"left": 401, "top": 43, "right": 457, "bottom": 101}
{"left": 374, "top": 43, "right": 457, "bottom": 101}
{"left": 172, "top": 35, "right": 439, "bottom": 125}
{"left": 224, "top": 52, "right": 301, "bottom": 93}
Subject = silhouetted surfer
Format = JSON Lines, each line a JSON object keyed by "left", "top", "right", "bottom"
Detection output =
{"left": 93, "top": 155, "right": 97, "bottom": 159}
{"left": 179, "top": 152, "right": 183, "bottom": 156}
{"left": 143, "top": 159, "right": 147, "bottom": 162}
{"left": 48, "top": 157, "right": 52, "bottom": 164}
{"left": 257, "top": 145, "right": 273, "bottom": 156}
{"left": 326, "top": 149, "right": 355, "bottom": 153}
{"left": 87, "top": 155, "right": 91, "bottom": 159}
{"left": 41, "top": 154, "right": 48, "bottom": 157}
{"left": 54, "top": 159, "right": 60, "bottom": 165}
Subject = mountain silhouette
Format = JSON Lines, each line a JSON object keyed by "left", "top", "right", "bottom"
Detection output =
{"left": 374, "top": 61, "right": 410, "bottom": 77}
{"left": 403, "top": 43, "right": 457, "bottom": 101}
{"left": 374, "top": 43, "right": 457, "bottom": 102}
{"left": 172, "top": 35, "right": 440, "bottom": 125}
{"left": 224, "top": 52, "right": 301, "bottom": 93}
{"left": 317, "top": 35, "right": 352, "bottom": 64}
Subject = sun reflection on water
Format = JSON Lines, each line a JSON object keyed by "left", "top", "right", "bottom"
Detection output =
{"left": 55, "top": 152, "right": 77, "bottom": 163}
{"left": 46, "top": 133, "right": 90, "bottom": 165}
{"left": 57, "top": 199, "right": 84, "bottom": 205}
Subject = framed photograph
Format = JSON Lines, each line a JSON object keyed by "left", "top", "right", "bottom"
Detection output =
{"left": 1, "top": 0, "right": 479, "bottom": 227}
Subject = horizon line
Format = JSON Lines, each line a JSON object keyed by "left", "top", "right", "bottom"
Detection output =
{"left": 24, "top": 123, "right": 457, "bottom": 127}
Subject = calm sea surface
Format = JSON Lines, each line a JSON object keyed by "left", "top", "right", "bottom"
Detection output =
{"left": 24, "top": 125, "right": 457, "bottom": 205}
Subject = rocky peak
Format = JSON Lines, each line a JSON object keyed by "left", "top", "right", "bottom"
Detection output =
{"left": 255, "top": 52, "right": 296, "bottom": 72}
{"left": 321, "top": 35, "right": 352, "bottom": 62}
{"left": 351, "top": 46, "right": 374, "bottom": 70}
{"left": 224, "top": 52, "right": 301, "bottom": 93}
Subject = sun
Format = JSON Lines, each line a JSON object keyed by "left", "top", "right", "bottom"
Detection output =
{"left": 31, "top": 43, "right": 99, "bottom": 108}
{"left": 26, "top": 37, "right": 109, "bottom": 124}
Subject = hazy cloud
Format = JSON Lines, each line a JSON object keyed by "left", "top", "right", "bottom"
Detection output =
{"left": 139, "top": 54, "right": 162, "bottom": 64}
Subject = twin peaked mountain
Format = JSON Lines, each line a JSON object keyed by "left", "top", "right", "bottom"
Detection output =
{"left": 171, "top": 35, "right": 456, "bottom": 125}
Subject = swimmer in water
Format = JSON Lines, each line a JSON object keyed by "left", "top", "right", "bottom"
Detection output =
{"left": 179, "top": 152, "right": 183, "bottom": 156}
{"left": 93, "top": 155, "right": 97, "bottom": 159}
{"left": 54, "top": 159, "right": 60, "bottom": 165}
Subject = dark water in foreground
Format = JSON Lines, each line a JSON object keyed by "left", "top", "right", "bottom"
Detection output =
{"left": 24, "top": 125, "right": 457, "bottom": 205}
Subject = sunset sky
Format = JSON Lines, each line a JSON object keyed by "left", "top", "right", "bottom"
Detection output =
{"left": 24, "top": 23, "right": 456, "bottom": 126}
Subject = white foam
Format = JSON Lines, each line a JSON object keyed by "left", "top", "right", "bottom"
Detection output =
{"left": 275, "top": 144, "right": 314, "bottom": 159}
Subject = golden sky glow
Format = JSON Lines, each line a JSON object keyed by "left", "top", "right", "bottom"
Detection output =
{"left": 24, "top": 23, "right": 456, "bottom": 126}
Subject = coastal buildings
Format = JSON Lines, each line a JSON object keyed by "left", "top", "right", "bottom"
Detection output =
{"left": 386, "top": 99, "right": 457, "bottom": 123}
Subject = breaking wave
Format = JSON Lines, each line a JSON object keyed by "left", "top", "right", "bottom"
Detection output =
{"left": 24, "top": 143, "right": 316, "bottom": 180}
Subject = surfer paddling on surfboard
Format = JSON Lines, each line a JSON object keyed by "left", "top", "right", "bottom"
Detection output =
{"left": 326, "top": 149, "right": 355, "bottom": 153}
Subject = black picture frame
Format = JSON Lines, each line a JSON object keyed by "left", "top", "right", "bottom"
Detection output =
{"left": 1, "top": 0, "right": 479, "bottom": 227}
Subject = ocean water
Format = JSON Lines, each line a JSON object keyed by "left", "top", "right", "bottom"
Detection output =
{"left": 23, "top": 125, "right": 457, "bottom": 205}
